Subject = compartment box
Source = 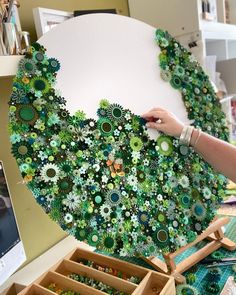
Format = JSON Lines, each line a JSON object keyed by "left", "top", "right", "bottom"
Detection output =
{"left": 68, "top": 248, "right": 148, "bottom": 281}
{"left": 55, "top": 259, "right": 136, "bottom": 294}
{"left": 11, "top": 247, "right": 175, "bottom": 295}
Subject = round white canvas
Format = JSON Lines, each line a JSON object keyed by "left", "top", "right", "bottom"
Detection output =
{"left": 38, "top": 13, "right": 190, "bottom": 139}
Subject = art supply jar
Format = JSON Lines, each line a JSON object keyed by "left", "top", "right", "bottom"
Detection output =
{"left": 19, "top": 31, "right": 30, "bottom": 54}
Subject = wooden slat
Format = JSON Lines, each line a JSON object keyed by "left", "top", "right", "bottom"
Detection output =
{"left": 131, "top": 272, "right": 175, "bottom": 295}
{"left": 168, "top": 217, "right": 229, "bottom": 259}
{"left": 32, "top": 285, "right": 57, "bottom": 295}
{"left": 207, "top": 235, "right": 236, "bottom": 250}
{"left": 159, "top": 277, "right": 175, "bottom": 295}
{"left": 142, "top": 256, "right": 168, "bottom": 273}
{"left": 38, "top": 271, "right": 106, "bottom": 295}
{"left": 68, "top": 248, "right": 148, "bottom": 278}
{"left": 131, "top": 273, "right": 151, "bottom": 295}
{"left": 55, "top": 259, "right": 136, "bottom": 294}
{"left": 175, "top": 240, "right": 222, "bottom": 273}
{"left": 15, "top": 284, "right": 55, "bottom": 295}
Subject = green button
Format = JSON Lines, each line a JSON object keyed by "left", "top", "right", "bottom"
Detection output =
{"left": 25, "top": 62, "right": 33, "bottom": 71}
{"left": 104, "top": 236, "right": 114, "bottom": 248}
{"left": 158, "top": 214, "right": 165, "bottom": 222}
{"left": 60, "top": 181, "right": 69, "bottom": 189}
{"left": 34, "top": 79, "right": 46, "bottom": 91}
{"left": 95, "top": 195, "right": 102, "bottom": 204}
{"left": 112, "top": 107, "right": 122, "bottom": 118}
{"left": 19, "top": 106, "right": 35, "bottom": 121}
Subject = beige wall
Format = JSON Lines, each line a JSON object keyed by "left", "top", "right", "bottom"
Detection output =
{"left": 18, "top": 0, "right": 129, "bottom": 42}
{"left": 0, "top": 0, "right": 129, "bottom": 265}
{"left": 228, "top": 0, "right": 236, "bottom": 25}
{"left": 0, "top": 77, "right": 67, "bottom": 266}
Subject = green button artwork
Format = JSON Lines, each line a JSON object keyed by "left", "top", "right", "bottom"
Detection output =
{"left": 19, "top": 105, "right": 35, "bottom": 121}
{"left": 8, "top": 29, "right": 228, "bottom": 257}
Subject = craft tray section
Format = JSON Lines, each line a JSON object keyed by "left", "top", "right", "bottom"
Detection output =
{"left": 15, "top": 248, "right": 175, "bottom": 295}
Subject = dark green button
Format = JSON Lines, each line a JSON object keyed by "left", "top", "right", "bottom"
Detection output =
{"left": 60, "top": 180, "right": 69, "bottom": 189}
{"left": 19, "top": 106, "right": 35, "bottom": 121}
{"left": 104, "top": 236, "right": 114, "bottom": 248}
{"left": 102, "top": 122, "right": 112, "bottom": 133}
{"left": 25, "top": 62, "right": 33, "bottom": 71}
{"left": 63, "top": 164, "right": 71, "bottom": 173}
{"left": 34, "top": 79, "right": 46, "bottom": 91}
{"left": 112, "top": 107, "right": 122, "bottom": 118}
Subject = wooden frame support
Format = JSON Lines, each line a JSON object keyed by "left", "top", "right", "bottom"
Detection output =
{"left": 142, "top": 217, "right": 236, "bottom": 284}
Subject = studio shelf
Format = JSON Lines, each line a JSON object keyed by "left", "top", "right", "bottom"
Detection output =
{"left": 0, "top": 55, "right": 23, "bottom": 77}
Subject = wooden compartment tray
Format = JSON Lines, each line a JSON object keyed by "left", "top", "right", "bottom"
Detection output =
{"left": 13, "top": 247, "right": 175, "bottom": 295}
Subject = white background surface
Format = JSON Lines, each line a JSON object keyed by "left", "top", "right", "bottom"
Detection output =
{"left": 39, "top": 13, "right": 190, "bottom": 139}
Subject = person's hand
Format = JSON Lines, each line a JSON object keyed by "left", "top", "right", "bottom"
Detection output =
{"left": 142, "top": 108, "right": 184, "bottom": 137}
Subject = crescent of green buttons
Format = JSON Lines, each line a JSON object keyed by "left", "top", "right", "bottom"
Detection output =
{"left": 8, "top": 28, "right": 228, "bottom": 257}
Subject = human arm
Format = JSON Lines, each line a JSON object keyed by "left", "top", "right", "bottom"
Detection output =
{"left": 142, "top": 108, "right": 236, "bottom": 183}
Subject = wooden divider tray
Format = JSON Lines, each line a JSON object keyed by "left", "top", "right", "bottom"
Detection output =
{"left": 15, "top": 247, "right": 175, "bottom": 295}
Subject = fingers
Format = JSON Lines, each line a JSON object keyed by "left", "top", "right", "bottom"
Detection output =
{"left": 146, "top": 121, "right": 164, "bottom": 131}
{"left": 149, "top": 107, "right": 166, "bottom": 112}
{"left": 142, "top": 110, "right": 166, "bottom": 120}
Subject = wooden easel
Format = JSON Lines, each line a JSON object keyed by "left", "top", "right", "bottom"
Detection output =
{"left": 142, "top": 217, "right": 236, "bottom": 284}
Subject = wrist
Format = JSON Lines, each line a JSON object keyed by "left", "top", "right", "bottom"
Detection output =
{"left": 190, "top": 128, "right": 198, "bottom": 146}
{"left": 176, "top": 125, "right": 184, "bottom": 138}
{"left": 190, "top": 128, "right": 202, "bottom": 148}
{"left": 179, "top": 125, "right": 194, "bottom": 146}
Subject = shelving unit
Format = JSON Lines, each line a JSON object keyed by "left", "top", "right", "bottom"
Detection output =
{"left": 128, "top": 0, "right": 236, "bottom": 62}
{"left": 200, "top": 21, "right": 236, "bottom": 60}
{"left": 128, "top": 0, "right": 236, "bottom": 142}
{"left": 0, "top": 55, "right": 23, "bottom": 77}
